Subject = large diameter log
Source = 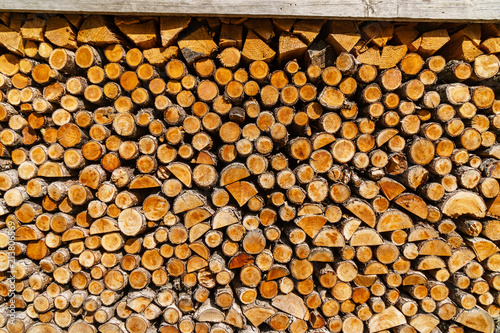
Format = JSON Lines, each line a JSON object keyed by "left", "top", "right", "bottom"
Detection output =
{"left": 440, "top": 191, "right": 486, "bottom": 218}
{"left": 118, "top": 207, "right": 147, "bottom": 236}
{"left": 368, "top": 306, "right": 406, "bottom": 332}
{"left": 454, "top": 307, "right": 494, "bottom": 333}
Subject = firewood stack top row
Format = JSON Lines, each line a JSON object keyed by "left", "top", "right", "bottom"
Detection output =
{"left": 2, "top": 12, "right": 500, "bottom": 333}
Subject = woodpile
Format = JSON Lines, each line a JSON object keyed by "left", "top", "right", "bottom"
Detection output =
{"left": 2, "top": 13, "right": 500, "bottom": 333}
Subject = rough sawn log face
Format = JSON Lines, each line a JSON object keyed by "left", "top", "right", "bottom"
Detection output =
{"left": 1, "top": 14, "right": 500, "bottom": 333}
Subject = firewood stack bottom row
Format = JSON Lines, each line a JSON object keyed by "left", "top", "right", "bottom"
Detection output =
{"left": 1, "top": 12, "right": 500, "bottom": 333}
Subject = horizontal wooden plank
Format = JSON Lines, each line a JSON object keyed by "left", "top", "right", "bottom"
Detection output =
{"left": 0, "top": 0, "right": 499, "bottom": 21}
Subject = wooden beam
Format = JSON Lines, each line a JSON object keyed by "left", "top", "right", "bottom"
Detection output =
{"left": 1, "top": 0, "right": 500, "bottom": 22}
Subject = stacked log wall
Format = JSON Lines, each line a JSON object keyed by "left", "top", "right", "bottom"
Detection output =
{"left": 1, "top": 13, "right": 500, "bottom": 333}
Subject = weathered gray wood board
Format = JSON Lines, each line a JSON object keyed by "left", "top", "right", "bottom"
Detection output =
{"left": 1, "top": 0, "right": 500, "bottom": 21}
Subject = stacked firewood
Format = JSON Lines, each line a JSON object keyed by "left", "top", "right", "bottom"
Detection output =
{"left": 2, "top": 12, "right": 500, "bottom": 333}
